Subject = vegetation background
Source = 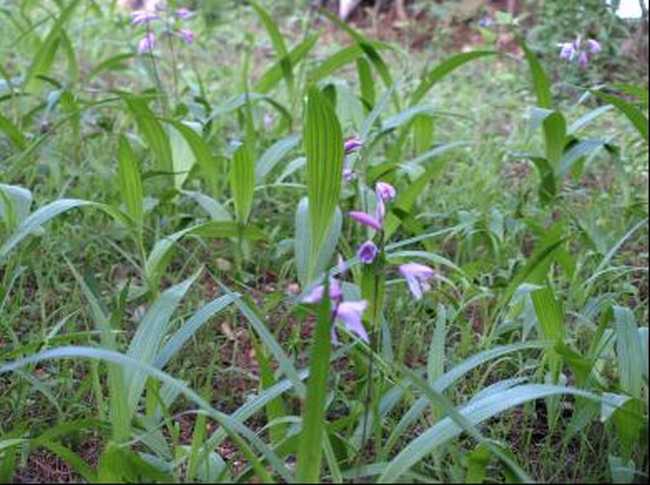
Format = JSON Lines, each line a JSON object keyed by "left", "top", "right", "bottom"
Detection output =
{"left": 0, "top": 0, "right": 648, "bottom": 482}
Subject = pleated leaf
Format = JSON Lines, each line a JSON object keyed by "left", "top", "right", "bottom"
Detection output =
{"left": 304, "top": 86, "right": 344, "bottom": 279}
{"left": 230, "top": 144, "right": 255, "bottom": 224}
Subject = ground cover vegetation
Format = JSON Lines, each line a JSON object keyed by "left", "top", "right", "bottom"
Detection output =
{"left": 0, "top": 0, "right": 648, "bottom": 482}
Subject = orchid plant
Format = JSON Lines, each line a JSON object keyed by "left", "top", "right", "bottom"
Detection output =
{"left": 558, "top": 36, "right": 602, "bottom": 69}
{"left": 302, "top": 172, "right": 438, "bottom": 347}
{"left": 130, "top": 4, "right": 197, "bottom": 107}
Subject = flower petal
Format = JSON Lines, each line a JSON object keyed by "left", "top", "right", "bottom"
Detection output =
{"left": 404, "top": 274, "right": 423, "bottom": 300}
{"left": 335, "top": 301, "right": 369, "bottom": 342}
{"left": 357, "top": 241, "right": 379, "bottom": 264}
{"left": 376, "top": 181, "right": 397, "bottom": 202}
{"left": 344, "top": 136, "right": 363, "bottom": 154}
{"left": 302, "top": 284, "right": 325, "bottom": 303}
{"left": 348, "top": 211, "right": 382, "bottom": 231}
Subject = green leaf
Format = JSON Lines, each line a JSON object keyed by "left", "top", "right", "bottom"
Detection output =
{"left": 531, "top": 285, "right": 564, "bottom": 341}
{"left": 379, "top": 384, "right": 606, "bottom": 483}
{"left": 24, "top": 0, "right": 81, "bottom": 93}
{"left": 40, "top": 441, "right": 97, "bottom": 482}
{"left": 384, "top": 145, "right": 459, "bottom": 238}
{"left": 384, "top": 341, "right": 549, "bottom": 454}
{"left": 410, "top": 50, "right": 497, "bottom": 106}
{"left": 497, "top": 224, "right": 567, "bottom": 310}
{"left": 124, "top": 96, "right": 173, "bottom": 176}
{"left": 125, "top": 271, "right": 201, "bottom": 417}
{"left": 296, "top": 285, "right": 333, "bottom": 482}
{"left": 320, "top": 9, "right": 398, "bottom": 109}
{"left": 568, "top": 105, "right": 613, "bottom": 135}
{"left": 427, "top": 305, "right": 447, "bottom": 385}
{"left": 0, "top": 113, "right": 26, "bottom": 149}
{"left": 168, "top": 123, "right": 197, "bottom": 190}
{"left": 413, "top": 114, "right": 434, "bottom": 154}
{"left": 304, "top": 86, "right": 344, "bottom": 280}
{"left": 465, "top": 443, "right": 492, "bottom": 483}
{"left": 309, "top": 45, "right": 369, "bottom": 83}
{"left": 86, "top": 53, "right": 135, "bottom": 81}
{"left": 230, "top": 143, "right": 255, "bottom": 224}
{"left": 0, "top": 347, "right": 293, "bottom": 482}
{"left": 144, "top": 222, "right": 264, "bottom": 290}
{"left": 220, "top": 283, "right": 306, "bottom": 398}
{"left": 558, "top": 139, "right": 606, "bottom": 178}
{"left": 0, "top": 199, "right": 127, "bottom": 262}
{"left": 154, "top": 294, "right": 240, "bottom": 369}
{"left": 522, "top": 42, "right": 552, "bottom": 109}
{"left": 543, "top": 111, "right": 567, "bottom": 167}
{"left": 528, "top": 156, "right": 556, "bottom": 205}
{"left": 592, "top": 89, "right": 649, "bottom": 142}
{"left": 255, "top": 134, "right": 301, "bottom": 182}
{"left": 251, "top": 335, "right": 287, "bottom": 446}
{"left": 294, "top": 197, "right": 342, "bottom": 286}
{"left": 248, "top": 0, "right": 293, "bottom": 96}
{"left": 0, "top": 184, "right": 32, "bottom": 232}
{"left": 357, "top": 56, "right": 375, "bottom": 108}
{"left": 614, "top": 306, "right": 643, "bottom": 399}
{"left": 117, "top": 135, "right": 144, "bottom": 231}
{"left": 256, "top": 34, "right": 318, "bottom": 94}
{"left": 165, "top": 120, "right": 221, "bottom": 198}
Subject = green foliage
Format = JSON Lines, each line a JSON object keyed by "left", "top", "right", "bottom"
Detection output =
{"left": 0, "top": 1, "right": 647, "bottom": 483}
{"left": 304, "top": 86, "right": 344, "bottom": 281}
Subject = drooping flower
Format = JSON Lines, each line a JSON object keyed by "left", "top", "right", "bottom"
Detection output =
{"left": 399, "top": 263, "right": 436, "bottom": 300}
{"left": 343, "top": 168, "right": 357, "bottom": 183}
{"left": 559, "top": 42, "right": 576, "bottom": 61}
{"left": 176, "top": 7, "right": 194, "bottom": 19}
{"left": 578, "top": 51, "right": 589, "bottom": 69}
{"left": 301, "top": 275, "right": 368, "bottom": 344}
{"left": 302, "top": 277, "right": 342, "bottom": 304}
{"left": 349, "top": 211, "right": 382, "bottom": 231}
{"left": 335, "top": 301, "right": 369, "bottom": 343}
{"left": 137, "top": 32, "right": 156, "bottom": 54}
{"left": 131, "top": 9, "right": 159, "bottom": 25}
{"left": 178, "top": 28, "right": 194, "bottom": 44}
{"left": 586, "top": 39, "right": 602, "bottom": 54}
{"left": 376, "top": 181, "right": 397, "bottom": 202}
{"left": 559, "top": 36, "right": 601, "bottom": 68}
{"left": 478, "top": 16, "right": 494, "bottom": 28}
{"left": 344, "top": 136, "right": 363, "bottom": 154}
{"left": 357, "top": 241, "right": 379, "bottom": 264}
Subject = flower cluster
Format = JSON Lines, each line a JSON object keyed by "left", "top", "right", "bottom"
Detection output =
{"left": 342, "top": 136, "right": 363, "bottom": 182}
{"left": 131, "top": 6, "right": 196, "bottom": 54}
{"left": 348, "top": 182, "right": 436, "bottom": 300}
{"left": 302, "top": 259, "right": 369, "bottom": 344}
{"left": 301, "top": 141, "right": 439, "bottom": 345}
{"left": 558, "top": 37, "right": 601, "bottom": 69}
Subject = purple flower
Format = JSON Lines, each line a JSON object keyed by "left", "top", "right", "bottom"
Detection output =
{"left": 399, "top": 263, "right": 435, "bottom": 300}
{"left": 376, "top": 197, "right": 386, "bottom": 223}
{"left": 335, "top": 301, "right": 369, "bottom": 343}
{"left": 376, "top": 181, "right": 397, "bottom": 202}
{"left": 302, "top": 278, "right": 342, "bottom": 304}
{"left": 137, "top": 32, "right": 156, "bottom": 54}
{"left": 131, "top": 10, "right": 159, "bottom": 25}
{"left": 344, "top": 136, "right": 363, "bottom": 154}
{"left": 357, "top": 241, "right": 379, "bottom": 264}
{"left": 587, "top": 39, "right": 601, "bottom": 54}
{"left": 559, "top": 42, "right": 576, "bottom": 61}
{"left": 176, "top": 8, "right": 194, "bottom": 20}
{"left": 349, "top": 211, "right": 382, "bottom": 231}
{"left": 478, "top": 16, "right": 494, "bottom": 28}
{"left": 343, "top": 168, "right": 357, "bottom": 183}
{"left": 178, "top": 28, "right": 194, "bottom": 44}
{"left": 300, "top": 272, "right": 368, "bottom": 344}
{"left": 578, "top": 51, "right": 589, "bottom": 69}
